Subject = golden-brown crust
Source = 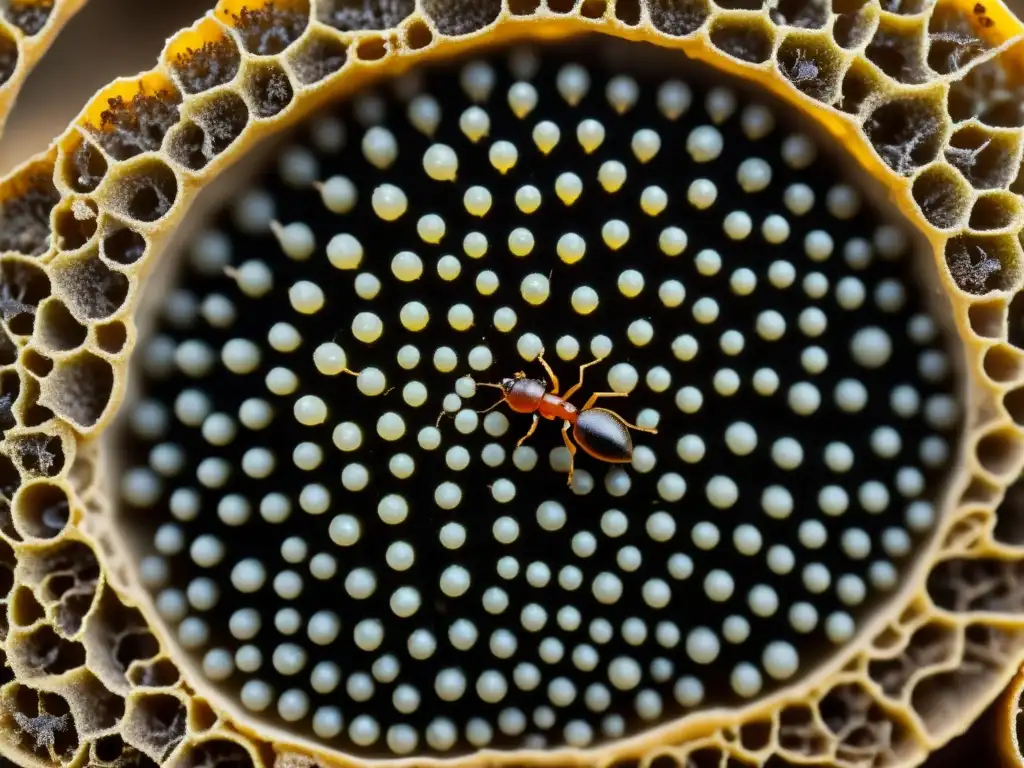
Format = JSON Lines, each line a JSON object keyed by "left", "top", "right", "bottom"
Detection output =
{"left": 0, "top": 0, "right": 1023, "bottom": 766}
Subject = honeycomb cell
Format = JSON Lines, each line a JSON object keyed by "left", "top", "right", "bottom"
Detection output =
{"left": 0, "top": 259, "right": 50, "bottom": 337}
{"left": 864, "top": 95, "right": 947, "bottom": 174}
{"left": 102, "top": 225, "right": 148, "bottom": 266}
{"left": 12, "top": 480, "right": 69, "bottom": 539}
{"left": 912, "top": 162, "right": 971, "bottom": 230}
{"left": 189, "top": 91, "right": 251, "bottom": 160}
{"left": 246, "top": 62, "right": 295, "bottom": 119}
{"left": 320, "top": 0, "right": 416, "bottom": 30}
{"left": 969, "top": 191, "right": 1020, "bottom": 232}
{"left": 104, "top": 160, "right": 179, "bottom": 223}
{"left": 770, "top": 0, "right": 829, "bottom": 27}
{"left": 833, "top": 2, "right": 878, "bottom": 49}
{"left": 926, "top": 3, "right": 989, "bottom": 75}
{"left": 40, "top": 351, "right": 115, "bottom": 430}
{"left": 51, "top": 250, "right": 129, "bottom": 320}
{"left": 2, "top": 0, "right": 54, "bottom": 36}
{"left": 122, "top": 690, "right": 187, "bottom": 761}
{"left": 289, "top": 29, "right": 348, "bottom": 85}
{"left": 776, "top": 33, "right": 844, "bottom": 102}
{"left": 0, "top": 167, "right": 60, "bottom": 256}
{"left": 864, "top": 18, "right": 930, "bottom": 85}
{"left": 225, "top": 1, "right": 311, "bottom": 56}
{"left": 88, "top": 89, "right": 183, "bottom": 162}
{"left": 709, "top": 17, "right": 774, "bottom": 64}
{"left": 172, "top": 36, "right": 242, "bottom": 94}
{"left": 945, "top": 233, "right": 1021, "bottom": 294}
{"left": 422, "top": 0, "right": 502, "bottom": 35}
{"left": 61, "top": 136, "right": 107, "bottom": 194}
{"left": 648, "top": 0, "right": 711, "bottom": 35}
{"left": 947, "top": 40, "right": 1024, "bottom": 127}
{"left": 946, "top": 124, "right": 1022, "bottom": 190}
{"left": 0, "top": 24, "right": 18, "bottom": 87}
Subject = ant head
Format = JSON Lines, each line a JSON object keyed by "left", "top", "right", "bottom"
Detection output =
{"left": 499, "top": 377, "right": 517, "bottom": 392}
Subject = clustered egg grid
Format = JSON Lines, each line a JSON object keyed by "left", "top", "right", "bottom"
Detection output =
{"left": 0, "top": 0, "right": 1019, "bottom": 765}
{"left": 114, "top": 46, "right": 961, "bottom": 758}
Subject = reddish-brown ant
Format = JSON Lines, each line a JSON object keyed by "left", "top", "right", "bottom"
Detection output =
{"left": 470, "top": 349, "right": 657, "bottom": 485}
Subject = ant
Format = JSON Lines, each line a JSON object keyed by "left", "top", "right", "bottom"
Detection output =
{"left": 470, "top": 349, "right": 657, "bottom": 485}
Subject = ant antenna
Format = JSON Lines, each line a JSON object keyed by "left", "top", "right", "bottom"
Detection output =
{"left": 472, "top": 381, "right": 507, "bottom": 415}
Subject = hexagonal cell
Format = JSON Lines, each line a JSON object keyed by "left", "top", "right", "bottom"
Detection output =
{"left": 122, "top": 690, "right": 188, "bottom": 761}
{"left": 50, "top": 250, "right": 129, "bottom": 321}
{"left": 35, "top": 298, "right": 87, "bottom": 353}
{"left": 223, "top": 0, "right": 310, "bottom": 55}
{"left": 864, "top": 94, "right": 947, "bottom": 175}
{"left": 12, "top": 480, "right": 69, "bottom": 539}
{"left": 927, "top": 3, "right": 990, "bottom": 75}
{"left": 947, "top": 38, "right": 1024, "bottom": 126}
{"left": 288, "top": 29, "right": 349, "bottom": 85}
{"left": 95, "top": 321, "right": 128, "bottom": 355}
{"left": 0, "top": 257, "right": 49, "bottom": 337}
{"left": 52, "top": 198, "right": 99, "bottom": 252}
{"left": 185, "top": 92, "right": 251, "bottom": 165}
{"left": 84, "top": 592, "right": 161, "bottom": 688}
{"left": 173, "top": 738, "right": 257, "bottom": 768}
{"left": 422, "top": 0, "right": 501, "bottom": 34}
{"left": 770, "top": 0, "right": 828, "bottom": 27}
{"left": 776, "top": 32, "right": 844, "bottom": 101}
{"left": 865, "top": 17, "right": 931, "bottom": 84}
{"left": 127, "top": 657, "right": 180, "bottom": 688}
{"left": 928, "top": 558, "right": 1024, "bottom": 612}
{"left": 101, "top": 225, "right": 148, "bottom": 266}
{"left": 648, "top": 0, "right": 710, "bottom": 35}
{"left": 246, "top": 62, "right": 295, "bottom": 119}
{"left": 867, "top": 622, "right": 960, "bottom": 699}
{"left": 969, "top": 191, "right": 1021, "bottom": 232}
{"left": 171, "top": 37, "right": 242, "bottom": 95}
{"left": 984, "top": 344, "right": 1024, "bottom": 385}
{"left": 1, "top": 684, "right": 77, "bottom": 762}
{"left": 0, "top": 164, "right": 60, "bottom": 257}
{"left": 945, "top": 124, "right": 1022, "bottom": 190}
{"left": 105, "top": 160, "right": 179, "bottom": 223}
{"left": 86, "top": 88, "right": 183, "bottom": 162}
{"left": 836, "top": 58, "right": 885, "bottom": 115}
{"left": 833, "top": 1, "right": 878, "bottom": 49}
{"left": 709, "top": 17, "right": 773, "bottom": 63}
{"left": 319, "top": 0, "right": 415, "bottom": 30}
{"left": 945, "top": 233, "right": 1022, "bottom": 295}
{"left": 817, "top": 682, "right": 916, "bottom": 764}
{"left": 62, "top": 668, "right": 126, "bottom": 735}
{"left": 403, "top": 18, "right": 434, "bottom": 48}
{"left": 2, "top": 1, "right": 55, "bottom": 36}
{"left": 60, "top": 135, "right": 107, "bottom": 194}
{"left": 91, "top": 733, "right": 160, "bottom": 768}
{"left": 911, "top": 162, "right": 971, "bottom": 229}
{"left": 0, "top": 23, "right": 19, "bottom": 87}
{"left": 8, "top": 624, "right": 87, "bottom": 677}
{"left": 4, "top": 430, "right": 65, "bottom": 478}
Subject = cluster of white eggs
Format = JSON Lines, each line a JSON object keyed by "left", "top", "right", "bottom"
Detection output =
{"left": 119, "top": 45, "right": 958, "bottom": 755}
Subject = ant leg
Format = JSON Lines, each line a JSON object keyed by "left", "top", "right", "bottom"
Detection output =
{"left": 581, "top": 390, "right": 628, "bottom": 410}
{"left": 563, "top": 356, "right": 607, "bottom": 401}
{"left": 561, "top": 420, "right": 577, "bottom": 486}
{"left": 536, "top": 349, "right": 560, "bottom": 394}
{"left": 517, "top": 414, "right": 539, "bottom": 448}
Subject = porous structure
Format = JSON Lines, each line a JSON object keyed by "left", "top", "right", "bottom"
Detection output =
{"left": 0, "top": 0, "right": 1020, "bottom": 767}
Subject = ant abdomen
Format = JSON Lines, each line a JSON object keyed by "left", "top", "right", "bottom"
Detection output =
{"left": 573, "top": 408, "right": 633, "bottom": 463}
